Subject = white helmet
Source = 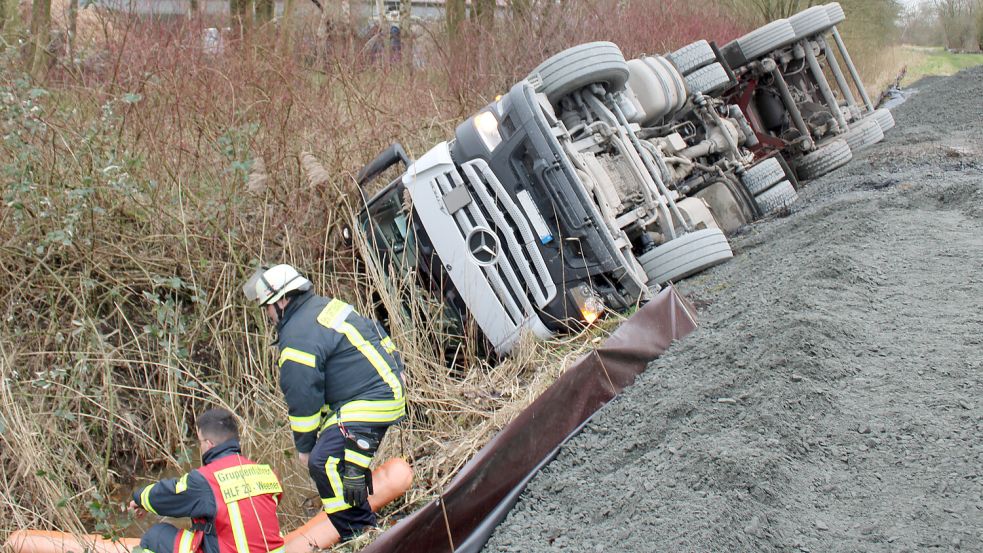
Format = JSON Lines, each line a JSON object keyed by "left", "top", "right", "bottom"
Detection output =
{"left": 243, "top": 264, "right": 313, "bottom": 306}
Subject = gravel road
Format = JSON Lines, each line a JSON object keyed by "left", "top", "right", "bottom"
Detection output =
{"left": 484, "top": 66, "right": 983, "bottom": 552}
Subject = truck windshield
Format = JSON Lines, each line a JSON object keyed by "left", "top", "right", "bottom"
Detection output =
{"left": 359, "top": 183, "right": 417, "bottom": 273}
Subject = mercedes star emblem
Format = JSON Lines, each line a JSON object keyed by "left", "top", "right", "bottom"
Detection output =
{"left": 467, "top": 227, "right": 500, "bottom": 266}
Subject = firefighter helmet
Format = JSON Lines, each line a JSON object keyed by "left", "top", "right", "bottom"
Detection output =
{"left": 243, "top": 264, "right": 312, "bottom": 306}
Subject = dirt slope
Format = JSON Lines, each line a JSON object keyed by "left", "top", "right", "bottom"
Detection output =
{"left": 484, "top": 67, "right": 983, "bottom": 552}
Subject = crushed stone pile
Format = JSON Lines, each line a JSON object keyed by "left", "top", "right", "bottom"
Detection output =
{"left": 484, "top": 66, "right": 983, "bottom": 552}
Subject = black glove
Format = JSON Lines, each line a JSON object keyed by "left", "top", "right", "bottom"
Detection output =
{"left": 341, "top": 462, "right": 371, "bottom": 506}
{"left": 341, "top": 431, "right": 378, "bottom": 506}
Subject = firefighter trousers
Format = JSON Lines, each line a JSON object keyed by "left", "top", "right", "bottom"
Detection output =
{"left": 307, "top": 423, "right": 388, "bottom": 541}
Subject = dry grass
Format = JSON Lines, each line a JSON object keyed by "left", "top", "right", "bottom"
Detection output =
{"left": 0, "top": 1, "right": 906, "bottom": 548}
{"left": 0, "top": 1, "right": 747, "bottom": 546}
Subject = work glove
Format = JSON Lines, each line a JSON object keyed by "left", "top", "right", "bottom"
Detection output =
{"left": 341, "top": 463, "right": 371, "bottom": 507}
{"left": 341, "top": 431, "right": 378, "bottom": 507}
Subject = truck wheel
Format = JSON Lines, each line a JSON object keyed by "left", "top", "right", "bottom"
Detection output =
{"left": 842, "top": 117, "right": 884, "bottom": 152}
{"left": 755, "top": 180, "right": 799, "bottom": 215}
{"left": 789, "top": 6, "right": 832, "bottom": 39}
{"left": 724, "top": 19, "right": 796, "bottom": 62}
{"left": 529, "top": 42, "right": 630, "bottom": 105}
{"left": 741, "top": 157, "right": 786, "bottom": 195}
{"left": 684, "top": 62, "right": 732, "bottom": 95}
{"left": 668, "top": 40, "right": 716, "bottom": 75}
{"left": 638, "top": 228, "right": 733, "bottom": 286}
{"left": 794, "top": 138, "right": 852, "bottom": 180}
{"left": 867, "top": 108, "right": 895, "bottom": 133}
{"left": 825, "top": 2, "right": 846, "bottom": 26}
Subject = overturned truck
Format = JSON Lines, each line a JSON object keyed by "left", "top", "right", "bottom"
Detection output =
{"left": 356, "top": 49, "right": 750, "bottom": 355}
{"left": 354, "top": 2, "right": 889, "bottom": 357}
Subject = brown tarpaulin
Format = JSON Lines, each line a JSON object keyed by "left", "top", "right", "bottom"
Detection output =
{"left": 364, "top": 285, "right": 697, "bottom": 553}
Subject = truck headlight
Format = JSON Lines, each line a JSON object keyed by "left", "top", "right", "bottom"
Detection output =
{"left": 473, "top": 111, "right": 503, "bottom": 152}
{"left": 570, "top": 284, "right": 605, "bottom": 325}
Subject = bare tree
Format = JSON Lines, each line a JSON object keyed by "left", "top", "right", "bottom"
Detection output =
{"left": 446, "top": 0, "right": 465, "bottom": 36}
{"left": 231, "top": 0, "right": 253, "bottom": 35}
{"left": 67, "top": 0, "right": 78, "bottom": 61}
{"left": 1, "top": 0, "right": 8, "bottom": 36}
{"left": 977, "top": 0, "right": 983, "bottom": 49}
{"left": 510, "top": 0, "right": 533, "bottom": 20}
{"left": 473, "top": 0, "right": 496, "bottom": 26}
{"left": 256, "top": 0, "right": 274, "bottom": 24}
{"left": 399, "top": 0, "right": 413, "bottom": 64}
{"left": 30, "top": 0, "right": 52, "bottom": 80}
{"left": 725, "top": 0, "right": 818, "bottom": 22}
{"left": 933, "top": 0, "right": 975, "bottom": 48}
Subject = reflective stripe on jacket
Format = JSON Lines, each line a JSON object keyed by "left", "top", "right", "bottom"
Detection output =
{"left": 133, "top": 440, "right": 284, "bottom": 553}
{"left": 196, "top": 451, "right": 285, "bottom": 553}
{"left": 276, "top": 291, "right": 406, "bottom": 453}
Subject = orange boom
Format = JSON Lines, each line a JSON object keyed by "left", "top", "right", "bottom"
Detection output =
{"left": 283, "top": 458, "right": 413, "bottom": 553}
{"left": 4, "top": 459, "right": 413, "bottom": 553}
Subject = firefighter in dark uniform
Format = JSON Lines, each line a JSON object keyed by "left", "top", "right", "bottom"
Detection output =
{"left": 128, "top": 408, "right": 284, "bottom": 553}
{"left": 243, "top": 264, "right": 406, "bottom": 541}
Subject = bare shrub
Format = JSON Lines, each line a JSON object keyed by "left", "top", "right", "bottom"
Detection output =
{"left": 0, "top": 1, "right": 746, "bottom": 542}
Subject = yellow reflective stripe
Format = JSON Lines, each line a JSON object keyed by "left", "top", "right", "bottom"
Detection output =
{"left": 176, "top": 530, "right": 195, "bottom": 553}
{"left": 344, "top": 449, "right": 372, "bottom": 469}
{"left": 380, "top": 337, "right": 396, "bottom": 354}
{"left": 321, "top": 497, "right": 349, "bottom": 514}
{"left": 226, "top": 501, "right": 251, "bottom": 553}
{"left": 175, "top": 474, "right": 189, "bottom": 494}
{"left": 278, "top": 347, "right": 316, "bottom": 368}
{"left": 337, "top": 321, "right": 403, "bottom": 400}
{"left": 337, "top": 398, "right": 406, "bottom": 425}
{"left": 321, "top": 456, "right": 348, "bottom": 513}
{"left": 319, "top": 412, "right": 338, "bottom": 432}
{"left": 289, "top": 413, "right": 321, "bottom": 433}
{"left": 269, "top": 547, "right": 285, "bottom": 553}
{"left": 140, "top": 484, "right": 158, "bottom": 514}
{"left": 316, "top": 299, "right": 355, "bottom": 330}
{"left": 318, "top": 398, "right": 406, "bottom": 430}
{"left": 315, "top": 300, "right": 402, "bottom": 403}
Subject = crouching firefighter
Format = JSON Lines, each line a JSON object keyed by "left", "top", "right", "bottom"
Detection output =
{"left": 128, "top": 408, "right": 284, "bottom": 553}
{"left": 243, "top": 264, "right": 406, "bottom": 541}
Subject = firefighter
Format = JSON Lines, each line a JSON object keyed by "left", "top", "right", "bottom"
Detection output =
{"left": 243, "top": 264, "right": 406, "bottom": 541}
{"left": 128, "top": 408, "right": 284, "bottom": 553}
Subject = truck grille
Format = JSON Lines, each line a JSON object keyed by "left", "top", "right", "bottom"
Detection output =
{"left": 431, "top": 159, "right": 557, "bottom": 328}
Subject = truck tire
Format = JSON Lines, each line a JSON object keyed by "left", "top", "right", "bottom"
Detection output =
{"left": 684, "top": 62, "right": 732, "bottom": 95}
{"left": 529, "top": 42, "right": 630, "bottom": 105}
{"left": 668, "top": 40, "right": 716, "bottom": 75}
{"left": 724, "top": 19, "right": 796, "bottom": 62}
{"left": 789, "top": 6, "right": 832, "bottom": 38}
{"left": 825, "top": 2, "right": 846, "bottom": 26}
{"left": 754, "top": 180, "right": 799, "bottom": 215}
{"left": 794, "top": 138, "right": 852, "bottom": 180}
{"left": 867, "top": 108, "right": 895, "bottom": 133}
{"left": 842, "top": 117, "right": 884, "bottom": 152}
{"left": 638, "top": 228, "right": 733, "bottom": 286}
{"left": 742, "top": 157, "right": 786, "bottom": 195}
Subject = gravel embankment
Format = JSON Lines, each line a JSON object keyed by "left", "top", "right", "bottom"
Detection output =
{"left": 484, "top": 66, "right": 983, "bottom": 552}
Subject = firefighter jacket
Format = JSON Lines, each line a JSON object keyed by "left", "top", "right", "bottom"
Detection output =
{"left": 132, "top": 440, "right": 285, "bottom": 553}
{"left": 276, "top": 290, "right": 406, "bottom": 453}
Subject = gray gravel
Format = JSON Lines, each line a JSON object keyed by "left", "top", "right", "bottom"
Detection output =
{"left": 484, "top": 66, "right": 983, "bottom": 552}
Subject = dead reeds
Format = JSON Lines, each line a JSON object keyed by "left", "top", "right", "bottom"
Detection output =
{"left": 0, "top": 0, "right": 745, "bottom": 544}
